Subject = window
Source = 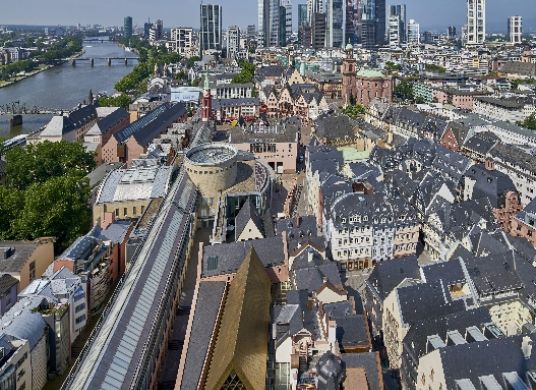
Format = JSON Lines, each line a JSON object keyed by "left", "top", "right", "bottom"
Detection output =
{"left": 75, "top": 303, "right": 85, "bottom": 313}
{"left": 75, "top": 315, "right": 86, "bottom": 324}
{"left": 133, "top": 206, "right": 137, "bottom": 215}
{"left": 29, "top": 261, "right": 36, "bottom": 281}
{"left": 123, "top": 208, "right": 127, "bottom": 216}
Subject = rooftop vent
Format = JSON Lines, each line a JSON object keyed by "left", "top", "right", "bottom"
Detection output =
{"left": 0, "top": 247, "right": 15, "bottom": 260}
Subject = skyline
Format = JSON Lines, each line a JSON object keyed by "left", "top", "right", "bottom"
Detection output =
{"left": 1, "top": 0, "right": 535, "bottom": 33}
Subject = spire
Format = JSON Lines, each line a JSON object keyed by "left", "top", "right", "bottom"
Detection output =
{"left": 203, "top": 74, "right": 210, "bottom": 91}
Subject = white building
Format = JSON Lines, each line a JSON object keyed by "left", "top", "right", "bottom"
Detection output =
{"left": 169, "top": 27, "right": 196, "bottom": 57}
{"left": 466, "top": 0, "right": 486, "bottom": 45}
{"left": 226, "top": 25, "right": 241, "bottom": 59}
{"left": 508, "top": 16, "right": 522, "bottom": 45}
{"left": 408, "top": 19, "right": 420, "bottom": 46}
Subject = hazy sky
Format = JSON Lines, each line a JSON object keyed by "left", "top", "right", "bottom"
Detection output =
{"left": 1, "top": 0, "right": 534, "bottom": 32}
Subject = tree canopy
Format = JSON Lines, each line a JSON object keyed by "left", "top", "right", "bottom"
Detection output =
{"left": 1, "top": 141, "right": 95, "bottom": 251}
{"left": 341, "top": 104, "right": 367, "bottom": 119}
{"left": 520, "top": 114, "right": 536, "bottom": 130}
{"left": 394, "top": 80, "right": 415, "bottom": 101}
{"left": 232, "top": 60, "right": 256, "bottom": 84}
{"left": 97, "top": 94, "right": 132, "bottom": 110}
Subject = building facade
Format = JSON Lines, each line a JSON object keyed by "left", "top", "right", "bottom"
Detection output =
{"left": 508, "top": 15, "right": 522, "bottom": 45}
{"left": 466, "top": 0, "right": 486, "bottom": 45}
{"left": 200, "top": 4, "right": 223, "bottom": 52}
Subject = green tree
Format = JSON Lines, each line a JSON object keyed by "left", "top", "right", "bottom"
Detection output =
{"left": 5, "top": 141, "right": 95, "bottom": 191}
{"left": 0, "top": 187, "right": 23, "bottom": 239}
{"left": 395, "top": 80, "right": 414, "bottom": 101}
{"left": 14, "top": 175, "right": 92, "bottom": 250}
{"left": 341, "top": 104, "right": 367, "bottom": 119}
{"left": 520, "top": 114, "right": 536, "bottom": 130}
{"left": 232, "top": 60, "right": 255, "bottom": 84}
{"left": 385, "top": 61, "right": 402, "bottom": 74}
{"left": 98, "top": 94, "right": 132, "bottom": 110}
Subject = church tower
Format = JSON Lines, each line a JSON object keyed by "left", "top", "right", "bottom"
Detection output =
{"left": 201, "top": 75, "right": 212, "bottom": 122}
{"left": 341, "top": 44, "right": 357, "bottom": 105}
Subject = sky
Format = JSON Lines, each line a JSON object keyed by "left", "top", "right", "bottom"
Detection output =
{"left": 1, "top": 0, "right": 534, "bottom": 32}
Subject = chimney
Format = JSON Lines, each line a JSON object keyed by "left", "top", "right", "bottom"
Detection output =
{"left": 100, "top": 212, "right": 116, "bottom": 230}
{"left": 308, "top": 249, "right": 314, "bottom": 264}
{"left": 294, "top": 215, "right": 301, "bottom": 228}
{"left": 522, "top": 336, "right": 533, "bottom": 360}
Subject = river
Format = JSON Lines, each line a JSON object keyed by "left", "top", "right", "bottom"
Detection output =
{"left": 0, "top": 38, "right": 137, "bottom": 137}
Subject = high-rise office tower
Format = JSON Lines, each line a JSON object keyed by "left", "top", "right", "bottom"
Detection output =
{"left": 358, "top": 0, "right": 386, "bottom": 47}
{"left": 247, "top": 25, "right": 257, "bottom": 39}
{"left": 281, "top": 0, "right": 293, "bottom": 43}
{"left": 227, "top": 26, "right": 241, "bottom": 58}
{"left": 312, "top": 12, "right": 326, "bottom": 49}
{"left": 298, "top": 4, "right": 309, "bottom": 28}
{"left": 307, "top": 0, "right": 325, "bottom": 24}
{"left": 345, "top": 0, "right": 358, "bottom": 44}
{"left": 508, "top": 16, "right": 522, "bottom": 45}
{"left": 448, "top": 25, "right": 457, "bottom": 40}
{"left": 144, "top": 22, "right": 152, "bottom": 39}
{"left": 200, "top": 4, "right": 222, "bottom": 52}
{"left": 407, "top": 19, "right": 420, "bottom": 46}
{"left": 325, "top": 0, "right": 346, "bottom": 48}
{"left": 258, "top": 0, "right": 281, "bottom": 47}
{"left": 279, "top": 5, "right": 288, "bottom": 45}
{"left": 466, "top": 0, "right": 485, "bottom": 45}
{"left": 155, "top": 19, "right": 164, "bottom": 40}
{"left": 123, "top": 16, "right": 133, "bottom": 39}
{"left": 388, "top": 4, "right": 406, "bottom": 46}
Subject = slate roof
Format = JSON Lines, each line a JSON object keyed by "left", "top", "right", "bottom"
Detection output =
{"left": 314, "top": 113, "right": 355, "bottom": 141}
{"left": 396, "top": 280, "right": 467, "bottom": 326}
{"left": 0, "top": 274, "right": 18, "bottom": 296}
{"left": 0, "top": 241, "right": 39, "bottom": 274}
{"left": 41, "top": 104, "right": 97, "bottom": 137}
{"left": 294, "top": 262, "right": 343, "bottom": 293}
{"left": 438, "top": 334, "right": 536, "bottom": 390}
{"left": 489, "top": 143, "right": 536, "bottom": 176}
{"left": 86, "top": 107, "right": 129, "bottom": 136}
{"left": 336, "top": 315, "right": 369, "bottom": 351}
{"left": 0, "top": 296, "right": 48, "bottom": 349}
{"left": 405, "top": 307, "right": 492, "bottom": 359}
{"left": 365, "top": 256, "right": 420, "bottom": 302}
{"left": 465, "top": 164, "right": 518, "bottom": 208}
{"left": 276, "top": 216, "right": 319, "bottom": 254}
{"left": 202, "top": 236, "right": 286, "bottom": 277}
{"left": 180, "top": 281, "right": 226, "bottom": 390}
{"left": 114, "top": 102, "right": 186, "bottom": 146}
{"left": 463, "top": 132, "right": 500, "bottom": 155}
{"left": 234, "top": 199, "right": 264, "bottom": 240}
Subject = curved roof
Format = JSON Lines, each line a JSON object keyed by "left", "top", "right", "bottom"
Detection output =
{"left": 186, "top": 144, "right": 238, "bottom": 165}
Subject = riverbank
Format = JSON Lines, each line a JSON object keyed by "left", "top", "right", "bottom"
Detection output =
{"left": 0, "top": 49, "right": 86, "bottom": 89}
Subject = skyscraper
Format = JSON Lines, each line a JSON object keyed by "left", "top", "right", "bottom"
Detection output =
{"left": 448, "top": 25, "right": 457, "bottom": 40}
{"left": 345, "top": 0, "right": 358, "bottom": 45}
{"left": 155, "top": 19, "right": 164, "bottom": 40}
{"left": 123, "top": 16, "right": 133, "bottom": 39}
{"left": 200, "top": 4, "right": 223, "bottom": 52}
{"left": 408, "top": 19, "right": 420, "bottom": 46}
{"left": 298, "top": 4, "right": 309, "bottom": 28}
{"left": 388, "top": 4, "right": 406, "bottom": 46}
{"left": 312, "top": 12, "right": 326, "bottom": 49}
{"left": 307, "top": 0, "right": 325, "bottom": 24}
{"left": 358, "top": 0, "right": 386, "bottom": 48}
{"left": 508, "top": 16, "right": 522, "bottom": 45}
{"left": 258, "top": 0, "right": 281, "bottom": 47}
{"left": 466, "top": 0, "right": 485, "bottom": 45}
{"left": 325, "top": 0, "right": 346, "bottom": 48}
{"left": 279, "top": 5, "right": 287, "bottom": 45}
{"left": 281, "top": 0, "right": 293, "bottom": 43}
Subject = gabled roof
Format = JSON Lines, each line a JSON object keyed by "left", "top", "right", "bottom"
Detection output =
{"left": 113, "top": 102, "right": 186, "bottom": 146}
{"left": 234, "top": 199, "right": 264, "bottom": 240}
{"left": 204, "top": 249, "right": 272, "bottom": 390}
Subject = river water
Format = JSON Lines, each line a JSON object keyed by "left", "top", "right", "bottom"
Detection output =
{"left": 0, "top": 39, "right": 137, "bottom": 137}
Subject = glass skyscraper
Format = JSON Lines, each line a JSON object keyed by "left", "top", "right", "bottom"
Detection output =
{"left": 200, "top": 4, "right": 223, "bottom": 52}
